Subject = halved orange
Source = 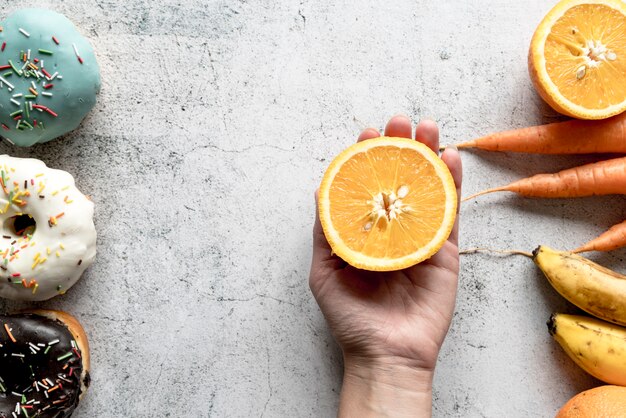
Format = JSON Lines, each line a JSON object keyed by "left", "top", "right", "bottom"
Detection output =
{"left": 318, "top": 137, "right": 457, "bottom": 271}
{"left": 529, "top": 0, "right": 626, "bottom": 119}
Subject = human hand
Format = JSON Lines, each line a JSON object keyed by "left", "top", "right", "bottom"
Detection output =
{"left": 309, "top": 115, "right": 462, "bottom": 417}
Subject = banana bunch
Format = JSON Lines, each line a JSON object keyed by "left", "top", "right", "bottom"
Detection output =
{"left": 534, "top": 246, "right": 626, "bottom": 385}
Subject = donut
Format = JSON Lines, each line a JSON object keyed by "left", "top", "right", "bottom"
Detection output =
{"left": 0, "top": 9, "right": 101, "bottom": 146}
{"left": 0, "top": 310, "right": 90, "bottom": 417}
{"left": 0, "top": 155, "right": 96, "bottom": 301}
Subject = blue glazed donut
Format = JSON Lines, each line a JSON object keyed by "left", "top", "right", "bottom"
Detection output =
{"left": 0, "top": 9, "right": 101, "bottom": 146}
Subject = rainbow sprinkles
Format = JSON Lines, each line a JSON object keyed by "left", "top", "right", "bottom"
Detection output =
{"left": 0, "top": 313, "right": 88, "bottom": 416}
{"left": 0, "top": 155, "right": 96, "bottom": 301}
{"left": 0, "top": 27, "right": 69, "bottom": 134}
{"left": 0, "top": 8, "right": 100, "bottom": 146}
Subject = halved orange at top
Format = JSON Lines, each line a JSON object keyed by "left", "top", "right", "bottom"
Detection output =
{"left": 529, "top": 0, "right": 626, "bottom": 119}
{"left": 318, "top": 137, "right": 457, "bottom": 271}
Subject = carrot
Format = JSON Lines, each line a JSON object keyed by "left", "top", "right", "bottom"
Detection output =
{"left": 464, "top": 156, "right": 626, "bottom": 201}
{"left": 574, "top": 220, "right": 626, "bottom": 253}
{"left": 455, "top": 112, "right": 626, "bottom": 154}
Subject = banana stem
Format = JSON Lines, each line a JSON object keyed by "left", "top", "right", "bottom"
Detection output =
{"left": 460, "top": 247, "right": 533, "bottom": 258}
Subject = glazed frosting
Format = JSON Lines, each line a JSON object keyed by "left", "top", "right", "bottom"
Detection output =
{"left": 0, "top": 313, "right": 87, "bottom": 418}
{"left": 0, "top": 155, "right": 96, "bottom": 301}
{"left": 0, "top": 9, "right": 101, "bottom": 146}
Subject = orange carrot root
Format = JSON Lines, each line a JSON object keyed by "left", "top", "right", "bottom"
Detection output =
{"left": 439, "top": 142, "right": 476, "bottom": 151}
{"left": 456, "top": 113, "right": 626, "bottom": 154}
{"left": 454, "top": 140, "right": 478, "bottom": 150}
{"left": 462, "top": 187, "right": 507, "bottom": 202}
{"left": 464, "top": 156, "right": 626, "bottom": 200}
{"left": 573, "top": 219, "right": 626, "bottom": 253}
{"left": 459, "top": 247, "right": 533, "bottom": 258}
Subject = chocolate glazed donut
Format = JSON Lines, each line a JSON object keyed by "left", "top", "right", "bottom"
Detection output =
{"left": 0, "top": 310, "right": 90, "bottom": 417}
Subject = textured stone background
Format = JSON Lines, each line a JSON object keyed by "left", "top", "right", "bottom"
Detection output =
{"left": 0, "top": 0, "right": 623, "bottom": 416}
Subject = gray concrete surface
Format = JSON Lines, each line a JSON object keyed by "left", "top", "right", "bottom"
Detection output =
{"left": 0, "top": 0, "right": 623, "bottom": 416}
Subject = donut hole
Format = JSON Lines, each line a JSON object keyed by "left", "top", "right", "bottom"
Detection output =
{"left": 4, "top": 214, "right": 36, "bottom": 237}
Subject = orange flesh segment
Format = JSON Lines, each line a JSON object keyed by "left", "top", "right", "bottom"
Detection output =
{"left": 545, "top": 4, "right": 626, "bottom": 110}
{"left": 328, "top": 146, "right": 446, "bottom": 259}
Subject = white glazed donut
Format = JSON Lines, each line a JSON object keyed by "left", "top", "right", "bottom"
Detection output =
{"left": 0, "top": 155, "right": 95, "bottom": 301}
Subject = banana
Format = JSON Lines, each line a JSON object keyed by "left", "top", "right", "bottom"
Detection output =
{"left": 548, "top": 313, "right": 626, "bottom": 386}
{"left": 533, "top": 246, "right": 626, "bottom": 326}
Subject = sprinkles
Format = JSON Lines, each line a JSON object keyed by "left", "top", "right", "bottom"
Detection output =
{"left": 72, "top": 43, "right": 83, "bottom": 64}
{"left": 0, "top": 160, "right": 83, "bottom": 300}
{"left": 0, "top": 26, "right": 74, "bottom": 133}
{"left": 0, "top": 76, "right": 14, "bottom": 90}
{"left": 4, "top": 323, "right": 16, "bottom": 342}
{"left": 0, "top": 315, "right": 85, "bottom": 416}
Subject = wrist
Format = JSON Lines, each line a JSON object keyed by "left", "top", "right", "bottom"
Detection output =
{"left": 339, "top": 356, "right": 434, "bottom": 418}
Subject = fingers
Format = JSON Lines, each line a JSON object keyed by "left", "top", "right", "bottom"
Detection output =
{"left": 357, "top": 128, "right": 381, "bottom": 142}
{"left": 441, "top": 146, "right": 462, "bottom": 246}
{"left": 384, "top": 114, "right": 412, "bottom": 138}
{"left": 415, "top": 119, "right": 440, "bottom": 154}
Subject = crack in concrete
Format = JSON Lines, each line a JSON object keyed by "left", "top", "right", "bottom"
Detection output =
{"left": 214, "top": 293, "right": 297, "bottom": 307}
{"left": 188, "top": 143, "right": 294, "bottom": 155}
{"left": 260, "top": 346, "right": 272, "bottom": 417}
